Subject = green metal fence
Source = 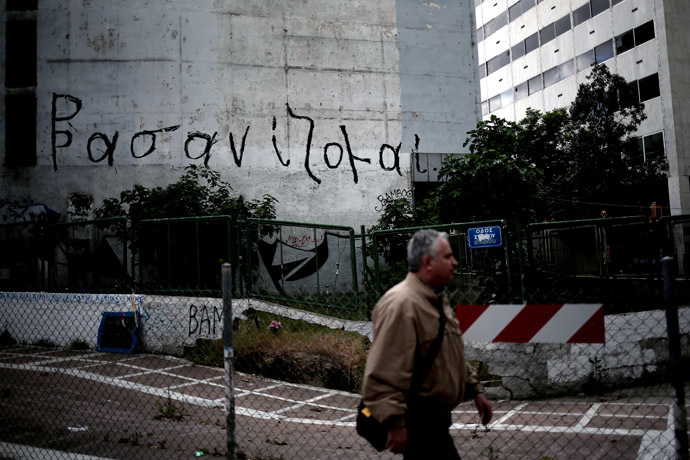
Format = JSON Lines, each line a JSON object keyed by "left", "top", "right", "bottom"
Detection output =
{"left": 371, "top": 220, "right": 517, "bottom": 307}
{"left": 245, "top": 219, "right": 361, "bottom": 312}
{"left": 138, "top": 216, "right": 234, "bottom": 295}
{"left": 524, "top": 215, "right": 690, "bottom": 311}
{"left": 0, "top": 217, "right": 128, "bottom": 292}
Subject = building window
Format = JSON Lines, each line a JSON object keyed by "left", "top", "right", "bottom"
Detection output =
{"left": 479, "top": 63, "right": 487, "bottom": 79}
{"left": 554, "top": 15, "right": 572, "bottom": 37}
{"left": 634, "top": 21, "right": 655, "bottom": 46}
{"left": 543, "top": 66, "right": 559, "bottom": 88}
{"left": 559, "top": 59, "right": 575, "bottom": 80}
{"left": 501, "top": 88, "right": 514, "bottom": 107}
{"left": 509, "top": 1, "right": 523, "bottom": 21}
{"left": 615, "top": 29, "right": 635, "bottom": 55}
{"left": 477, "top": 26, "right": 484, "bottom": 42}
{"left": 540, "top": 23, "right": 556, "bottom": 45}
{"left": 627, "top": 81, "right": 639, "bottom": 103}
{"left": 573, "top": 3, "right": 591, "bottom": 27}
{"left": 638, "top": 73, "right": 660, "bottom": 102}
{"left": 643, "top": 132, "right": 664, "bottom": 160}
{"left": 576, "top": 49, "right": 595, "bottom": 72}
{"left": 5, "top": 3, "right": 38, "bottom": 167}
{"left": 515, "top": 81, "right": 529, "bottom": 101}
{"left": 525, "top": 32, "right": 539, "bottom": 54}
{"left": 528, "top": 74, "right": 543, "bottom": 94}
{"left": 486, "top": 51, "right": 510, "bottom": 75}
{"left": 494, "top": 11, "right": 508, "bottom": 31}
{"left": 612, "top": 0, "right": 624, "bottom": 4}
{"left": 594, "top": 40, "right": 614, "bottom": 63}
{"left": 489, "top": 94, "right": 502, "bottom": 113}
{"left": 590, "top": 0, "right": 610, "bottom": 17}
{"left": 482, "top": 100, "right": 490, "bottom": 116}
{"left": 512, "top": 41, "right": 526, "bottom": 60}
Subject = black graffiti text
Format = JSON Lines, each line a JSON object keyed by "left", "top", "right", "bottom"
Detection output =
{"left": 188, "top": 303, "right": 223, "bottom": 337}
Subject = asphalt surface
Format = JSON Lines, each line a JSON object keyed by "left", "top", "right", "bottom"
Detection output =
{"left": 0, "top": 345, "right": 687, "bottom": 459}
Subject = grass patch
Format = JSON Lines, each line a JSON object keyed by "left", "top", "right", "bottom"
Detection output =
{"left": 185, "top": 311, "right": 369, "bottom": 393}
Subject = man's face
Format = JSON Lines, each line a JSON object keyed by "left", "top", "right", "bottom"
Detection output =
{"left": 427, "top": 238, "right": 458, "bottom": 288}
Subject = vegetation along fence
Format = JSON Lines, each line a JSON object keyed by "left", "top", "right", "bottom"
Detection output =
{"left": 1, "top": 214, "right": 690, "bottom": 459}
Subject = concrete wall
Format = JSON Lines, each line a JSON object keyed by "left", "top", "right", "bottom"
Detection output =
{"left": 1, "top": 0, "right": 480, "bottom": 228}
{"left": 2, "top": 290, "right": 688, "bottom": 398}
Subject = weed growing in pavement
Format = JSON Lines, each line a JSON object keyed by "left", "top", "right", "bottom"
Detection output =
{"left": 483, "top": 444, "right": 500, "bottom": 460}
{"left": 69, "top": 338, "right": 89, "bottom": 350}
{"left": 0, "top": 327, "right": 16, "bottom": 347}
{"left": 33, "top": 338, "right": 57, "bottom": 348}
{"left": 155, "top": 391, "right": 186, "bottom": 421}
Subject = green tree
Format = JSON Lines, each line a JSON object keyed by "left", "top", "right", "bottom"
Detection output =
{"left": 94, "top": 165, "right": 277, "bottom": 289}
{"left": 434, "top": 116, "right": 544, "bottom": 226}
{"left": 563, "top": 64, "right": 667, "bottom": 218}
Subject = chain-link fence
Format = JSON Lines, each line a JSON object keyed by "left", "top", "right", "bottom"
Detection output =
{"left": 2, "top": 214, "right": 690, "bottom": 459}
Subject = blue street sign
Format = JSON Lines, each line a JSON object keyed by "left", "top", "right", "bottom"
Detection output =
{"left": 468, "top": 226, "right": 503, "bottom": 249}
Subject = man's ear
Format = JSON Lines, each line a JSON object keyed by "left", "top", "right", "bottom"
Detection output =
{"left": 420, "top": 254, "right": 433, "bottom": 271}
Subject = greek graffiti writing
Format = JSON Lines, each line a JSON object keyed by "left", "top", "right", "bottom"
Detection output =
{"left": 50, "top": 93, "right": 428, "bottom": 184}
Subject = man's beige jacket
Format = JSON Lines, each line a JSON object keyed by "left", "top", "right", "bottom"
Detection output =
{"left": 362, "top": 273, "right": 482, "bottom": 429}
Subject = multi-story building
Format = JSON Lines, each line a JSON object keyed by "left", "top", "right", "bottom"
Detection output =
{"left": 475, "top": 0, "right": 690, "bottom": 216}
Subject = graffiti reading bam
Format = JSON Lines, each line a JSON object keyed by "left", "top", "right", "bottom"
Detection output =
{"left": 51, "top": 93, "right": 430, "bottom": 184}
{"left": 188, "top": 303, "right": 222, "bottom": 337}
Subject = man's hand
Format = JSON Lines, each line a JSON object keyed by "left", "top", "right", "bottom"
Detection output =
{"left": 475, "top": 393, "right": 493, "bottom": 425}
{"left": 386, "top": 426, "right": 407, "bottom": 454}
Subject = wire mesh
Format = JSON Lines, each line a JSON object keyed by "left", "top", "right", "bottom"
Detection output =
{"left": 245, "top": 219, "right": 362, "bottom": 313}
{"left": 1, "top": 215, "right": 690, "bottom": 459}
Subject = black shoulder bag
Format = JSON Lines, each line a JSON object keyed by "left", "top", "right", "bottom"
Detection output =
{"left": 356, "top": 298, "right": 447, "bottom": 451}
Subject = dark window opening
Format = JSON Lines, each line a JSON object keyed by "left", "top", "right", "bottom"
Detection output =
{"left": 615, "top": 30, "right": 634, "bottom": 55}
{"left": 512, "top": 41, "right": 526, "bottom": 60}
{"left": 634, "top": 20, "right": 655, "bottom": 46}
{"left": 594, "top": 40, "right": 614, "bottom": 63}
{"left": 554, "top": 15, "right": 572, "bottom": 37}
{"left": 643, "top": 132, "right": 664, "bottom": 160}
{"left": 6, "top": 0, "right": 37, "bottom": 10}
{"left": 590, "top": 0, "right": 610, "bottom": 17}
{"left": 525, "top": 32, "right": 539, "bottom": 54}
{"left": 573, "top": 3, "right": 591, "bottom": 27}
{"left": 540, "top": 23, "right": 556, "bottom": 44}
{"left": 5, "top": 93, "right": 37, "bottom": 167}
{"left": 5, "top": 21, "right": 37, "bottom": 88}
{"left": 638, "top": 73, "right": 660, "bottom": 102}
{"left": 628, "top": 80, "right": 640, "bottom": 103}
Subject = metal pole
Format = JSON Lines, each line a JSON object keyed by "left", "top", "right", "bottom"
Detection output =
{"left": 662, "top": 256, "right": 689, "bottom": 460}
{"left": 221, "top": 263, "right": 236, "bottom": 459}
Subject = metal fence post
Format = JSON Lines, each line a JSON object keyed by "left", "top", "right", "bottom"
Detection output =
{"left": 221, "top": 263, "right": 236, "bottom": 459}
{"left": 662, "top": 256, "right": 689, "bottom": 460}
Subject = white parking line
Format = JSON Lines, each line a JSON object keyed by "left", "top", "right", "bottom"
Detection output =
{"left": 0, "top": 442, "right": 117, "bottom": 460}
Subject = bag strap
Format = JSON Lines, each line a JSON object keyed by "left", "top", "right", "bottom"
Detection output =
{"left": 410, "top": 295, "right": 447, "bottom": 390}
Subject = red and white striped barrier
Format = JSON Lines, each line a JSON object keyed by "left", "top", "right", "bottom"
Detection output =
{"left": 456, "top": 304, "right": 605, "bottom": 343}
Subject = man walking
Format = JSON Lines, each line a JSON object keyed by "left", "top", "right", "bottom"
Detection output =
{"left": 362, "top": 229, "right": 493, "bottom": 459}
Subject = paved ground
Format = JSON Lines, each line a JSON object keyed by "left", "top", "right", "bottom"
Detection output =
{"left": 0, "top": 345, "right": 688, "bottom": 459}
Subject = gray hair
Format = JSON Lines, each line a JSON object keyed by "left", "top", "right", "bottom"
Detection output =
{"left": 407, "top": 229, "right": 449, "bottom": 272}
